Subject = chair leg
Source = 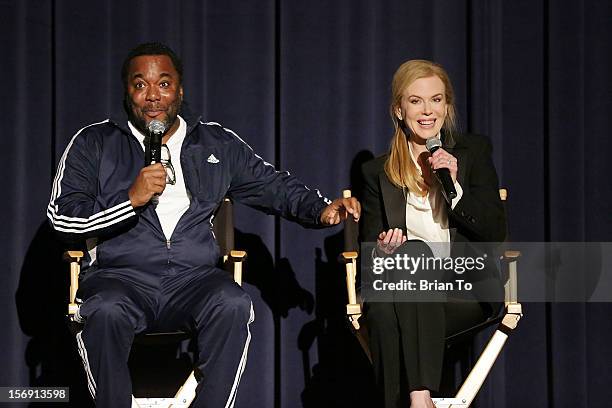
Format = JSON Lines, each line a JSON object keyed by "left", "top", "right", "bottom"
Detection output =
{"left": 432, "top": 397, "right": 469, "bottom": 407}
{"left": 430, "top": 327, "right": 512, "bottom": 408}
{"left": 449, "top": 310, "right": 522, "bottom": 407}
{"left": 172, "top": 370, "right": 197, "bottom": 406}
{"left": 353, "top": 325, "right": 372, "bottom": 363}
{"left": 132, "top": 370, "right": 197, "bottom": 408}
{"left": 451, "top": 330, "right": 509, "bottom": 407}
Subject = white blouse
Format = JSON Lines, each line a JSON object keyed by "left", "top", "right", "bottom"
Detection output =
{"left": 405, "top": 143, "right": 463, "bottom": 258}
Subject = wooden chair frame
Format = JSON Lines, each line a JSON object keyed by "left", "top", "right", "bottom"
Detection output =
{"left": 340, "top": 189, "right": 522, "bottom": 408}
{"left": 64, "top": 198, "right": 246, "bottom": 408}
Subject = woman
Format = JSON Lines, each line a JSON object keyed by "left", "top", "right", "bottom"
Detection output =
{"left": 360, "top": 60, "right": 506, "bottom": 408}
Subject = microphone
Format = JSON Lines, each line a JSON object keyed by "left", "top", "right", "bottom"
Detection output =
{"left": 145, "top": 120, "right": 166, "bottom": 166}
{"left": 425, "top": 137, "right": 457, "bottom": 204}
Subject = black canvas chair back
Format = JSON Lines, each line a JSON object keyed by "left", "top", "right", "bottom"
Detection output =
{"left": 213, "top": 198, "right": 234, "bottom": 260}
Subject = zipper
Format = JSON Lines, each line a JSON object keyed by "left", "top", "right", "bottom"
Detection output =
{"left": 168, "top": 138, "right": 197, "bottom": 236}
{"left": 165, "top": 239, "right": 172, "bottom": 265}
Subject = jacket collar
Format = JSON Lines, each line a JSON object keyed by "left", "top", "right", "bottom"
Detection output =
{"left": 443, "top": 131, "right": 468, "bottom": 186}
{"left": 442, "top": 129, "right": 456, "bottom": 149}
{"left": 379, "top": 172, "right": 406, "bottom": 230}
{"left": 378, "top": 131, "right": 468, "bottom": 231}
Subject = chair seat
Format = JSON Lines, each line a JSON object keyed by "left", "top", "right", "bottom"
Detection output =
{"left": 444, "top": 315, "right": 503, "bottom": 345}
{"left": 445, "top": 301, "right": 505, "bottom": 344}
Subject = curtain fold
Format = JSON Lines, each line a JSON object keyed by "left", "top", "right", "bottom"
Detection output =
{"left": 2, "top": 0, "right": 611, "bottom": 406}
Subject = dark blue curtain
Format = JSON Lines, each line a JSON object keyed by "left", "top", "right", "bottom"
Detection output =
{"left": 2, "top": 0, "right": 611, "bottom": 407}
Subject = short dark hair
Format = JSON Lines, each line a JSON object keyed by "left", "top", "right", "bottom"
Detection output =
{"left": 121, "top": 42, "right": 183, "bottom": 86}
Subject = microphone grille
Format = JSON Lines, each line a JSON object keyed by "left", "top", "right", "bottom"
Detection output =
{"left": 147, "top": 120, "right": 166, "bottom": 135}
{"left": 425, "top": 136, "right": 442, "bottom": 152}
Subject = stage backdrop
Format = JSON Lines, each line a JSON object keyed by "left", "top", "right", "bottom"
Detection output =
{"left": 2, "top": 0, "right": 611, "bottom": 407}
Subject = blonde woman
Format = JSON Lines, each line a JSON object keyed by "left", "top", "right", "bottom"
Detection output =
{"left": 360, "top": 60, "right": 506, "bottom": 408}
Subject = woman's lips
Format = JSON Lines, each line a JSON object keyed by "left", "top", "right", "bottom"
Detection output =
{"left": 417, "top": 119, "right": 436, "bottom": 128}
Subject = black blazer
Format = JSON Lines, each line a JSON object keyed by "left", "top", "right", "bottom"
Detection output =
{"left": 360, "top": 132, "right": 506, "bottom": 309}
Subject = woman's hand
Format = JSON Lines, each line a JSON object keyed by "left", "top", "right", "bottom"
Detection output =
{"left": 428, "top": 148, "right": 458, "bottom": 183}
{"left": 377, "top": 228, "right": 407, "bottom": 254}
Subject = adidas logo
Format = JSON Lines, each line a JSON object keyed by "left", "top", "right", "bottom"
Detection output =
{"left": 207, "top": 154, "right": 220, "bottom": 164}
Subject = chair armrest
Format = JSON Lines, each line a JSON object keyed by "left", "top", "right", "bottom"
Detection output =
{"left": 501, "top": 250, "right": 521, "bottom": 305}
{"left": 339, "top": 251, "right": 358, "bottom": 262}
{"left": 229, "top": 250, "right": 247, "bottom": 286}
{"left": 63, "top": 251, "right": 84, "bottom": 316}
{"left": 503, "top": 250, "right": 520, "bottom": 259}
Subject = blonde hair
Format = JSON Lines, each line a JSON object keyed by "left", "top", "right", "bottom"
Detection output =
{"left": 384, "top": 59, "right": 457, "bottom": 195}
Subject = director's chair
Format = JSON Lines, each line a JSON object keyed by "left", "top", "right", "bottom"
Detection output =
{"left": 64, "top": 198, "right": 246, "bottom": 408}
{"left": 340, "top": 189, "right": 522, "bottom": 408}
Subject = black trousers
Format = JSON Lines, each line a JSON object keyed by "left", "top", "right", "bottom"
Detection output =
{"left": 365, "top": 300, "right": 485, "bottom": 408}
{"left": 75, "top": 266, "right": 254, "bottom": 408}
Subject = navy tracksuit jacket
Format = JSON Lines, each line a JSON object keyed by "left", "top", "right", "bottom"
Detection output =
{"left": 47, "top": 107, "right": 329, "bottom": 407}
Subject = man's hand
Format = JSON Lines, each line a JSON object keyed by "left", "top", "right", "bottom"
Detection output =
{"left": 128, "top": 163, "right": 167, "bottom": 207}
{"left": 319, "top": 197, "right": 361, "bottom": 226}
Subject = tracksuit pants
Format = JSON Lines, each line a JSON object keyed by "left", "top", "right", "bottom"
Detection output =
{"left": 75, "top": 266, "right": 254, "bottom": 408}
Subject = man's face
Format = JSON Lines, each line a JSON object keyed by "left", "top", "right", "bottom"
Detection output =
{"left": 125, "top": 54, "right": 183, "bottom": 136}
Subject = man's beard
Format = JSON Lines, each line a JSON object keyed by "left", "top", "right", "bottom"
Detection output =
{"left": 125, "top": 92, "right": 181, "bottom": 135}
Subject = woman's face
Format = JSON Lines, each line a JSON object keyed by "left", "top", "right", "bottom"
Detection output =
{"left": 397, "top": 75, "right": 447, "bottom": 142}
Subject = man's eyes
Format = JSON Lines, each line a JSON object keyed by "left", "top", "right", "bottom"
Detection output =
{"left": 133, "top": 81, "right": 171, "bottom": 89}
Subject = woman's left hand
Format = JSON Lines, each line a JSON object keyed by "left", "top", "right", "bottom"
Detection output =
{"left": 377, "top": 228, "right": 407, "bottom": 255}
{"left": 428, "top": 148, "right": 458, "bottom": 183}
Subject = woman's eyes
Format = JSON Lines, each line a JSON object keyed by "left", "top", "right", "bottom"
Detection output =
{"left": 409, "top": 98, "right": 443, "bottom": 104}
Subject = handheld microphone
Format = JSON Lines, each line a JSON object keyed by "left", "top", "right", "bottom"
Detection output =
{"left": 145, "top": 120, "right": 166, "bottom": 166}
{"left": 425, "top": 137, "right": 457, "bottom": 204}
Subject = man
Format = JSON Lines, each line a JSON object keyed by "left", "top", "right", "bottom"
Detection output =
{"left": 47, "top": 42, "right": 359, "bottom": 408}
